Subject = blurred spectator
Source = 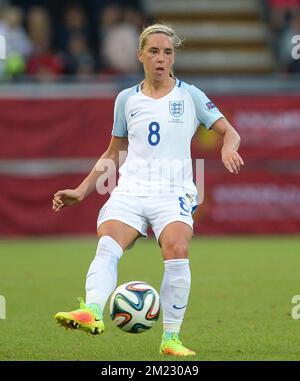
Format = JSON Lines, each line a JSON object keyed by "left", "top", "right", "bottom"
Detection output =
{"left": 124, "top": 5, "right": 145, "bottom": 30}
{"left": 63, "top": 33, "right": 95, "bottom": 79}
{"left": 277, "top": 10, "right": 300, "bottom": 73}
{"left": 0, "top": 6, "right": 32, "bottom": 79}
{"left": 100, "top": 3, "right": 123, "bottom": 30}
{"left": 58, "top": 3, "right": 93, "bottom": 54}
{"left": 27, "top": 6, "right": 51, "bottom": 45}
{"left": 99, "top": 4, "right": 141, "bottom": 74}
{"left": 27, "top": 36, "right": 64, "bottom": 81}
{"left": 26, "top": 8, "right": 63, "bottom": 82}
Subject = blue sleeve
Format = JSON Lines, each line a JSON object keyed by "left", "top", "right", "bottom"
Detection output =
{"left": 185, "top": 84, "right": 224, "bottom": 130}
{"left": 111, "top": 90, "right": 129, "bottom": 137}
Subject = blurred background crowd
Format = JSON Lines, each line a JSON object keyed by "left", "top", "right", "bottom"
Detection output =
{"left": 0, "top": 0, "right": 149, "bottom": 81}
{"left": 0, "top": 0, "right": 299, "bottom": 81}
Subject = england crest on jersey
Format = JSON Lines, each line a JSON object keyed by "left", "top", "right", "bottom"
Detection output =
{"left": 169, "top": 100, "right": 184, "bottom": 117}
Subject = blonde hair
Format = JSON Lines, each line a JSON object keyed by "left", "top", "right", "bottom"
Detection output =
{"left": 139, "top": 24, "right": 183, "bottom": 51}
{"left": 139, "top": 24, "right": 183, "bottom": 78}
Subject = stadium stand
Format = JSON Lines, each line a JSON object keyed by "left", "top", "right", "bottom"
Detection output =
{"left": 144, "top": 0, "right": 275, "bottom": 75}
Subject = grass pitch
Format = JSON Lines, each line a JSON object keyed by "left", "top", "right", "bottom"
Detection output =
{"left": 0, "top": 236, "right": 300, "bottom": 361}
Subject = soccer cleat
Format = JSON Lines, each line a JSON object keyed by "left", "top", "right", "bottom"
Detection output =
{"left": 55, "top": 297, "right": 104, "bottom": 335}
{"left": 159, "top": 332, "right": 196, "bottom": 356}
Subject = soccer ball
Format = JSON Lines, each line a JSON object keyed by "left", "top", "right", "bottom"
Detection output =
{"left": 109, "top": 281, "right": 160, "bottom": 333}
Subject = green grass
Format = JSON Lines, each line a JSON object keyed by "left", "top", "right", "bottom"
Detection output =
{"left": 0, "top": 236, "right": 300, "bottom": 361}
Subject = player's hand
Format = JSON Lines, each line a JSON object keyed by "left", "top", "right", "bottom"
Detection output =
{"left": 221, "top": 148, "right": 244, "bottom": 174}
{"left": 52, "top": 189, "right": 83, "bottom": 212}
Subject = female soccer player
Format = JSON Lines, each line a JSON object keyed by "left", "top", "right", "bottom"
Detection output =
{"left": 52, "top": 24, "right": 244, "bottom": 357}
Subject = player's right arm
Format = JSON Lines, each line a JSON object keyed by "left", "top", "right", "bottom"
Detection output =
{"left": 52, "top": 136, "right": 128, "bottom": 212}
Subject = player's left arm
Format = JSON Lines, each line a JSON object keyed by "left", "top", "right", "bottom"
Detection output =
{"left": 211, "top": 117, "right": 244, "bottom": 174}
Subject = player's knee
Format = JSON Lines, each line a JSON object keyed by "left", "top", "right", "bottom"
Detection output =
{"left": 97, "top": 224, "right": 134, "bottom": 251}
{"left": 162, "top": 241, "right": 189, "bottom": 259}
{"left": 96, "top": 235, "right": 123, "bottom": 258}
{"left": 97, "top": 226, "right": 110, "bottom": 239}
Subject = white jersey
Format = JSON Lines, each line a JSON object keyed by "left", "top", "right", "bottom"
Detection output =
{"left": 111, "top": 78, "right": 223, "bottom": 198}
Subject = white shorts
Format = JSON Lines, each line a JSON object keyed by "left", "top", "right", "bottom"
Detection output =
{"left": 97, "top": 192, "right": 197, "bottom": 242}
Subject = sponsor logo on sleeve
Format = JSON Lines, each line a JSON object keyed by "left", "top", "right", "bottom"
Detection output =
{"left": 206, "top": 101, "right": 216, "bottom": 110}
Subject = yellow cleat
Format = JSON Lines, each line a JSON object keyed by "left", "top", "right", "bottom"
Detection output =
{"left": 159, "top": 332, "right": 196, "bottom": 356}
{"left": 55, "top": 297, "right": 104, "bottom": 335}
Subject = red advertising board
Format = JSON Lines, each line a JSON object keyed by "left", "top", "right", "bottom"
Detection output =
{"left": 0, "top": 94, "right": 299, "bottom": 236}
{"left": 0, "top": 98, "right": 113, "bottom": 159}
{"left": 193, "top": 169, "right": 300, "bottom": 235}
{"left": 193, "top": 94, "right": 300, "bottom": 160}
